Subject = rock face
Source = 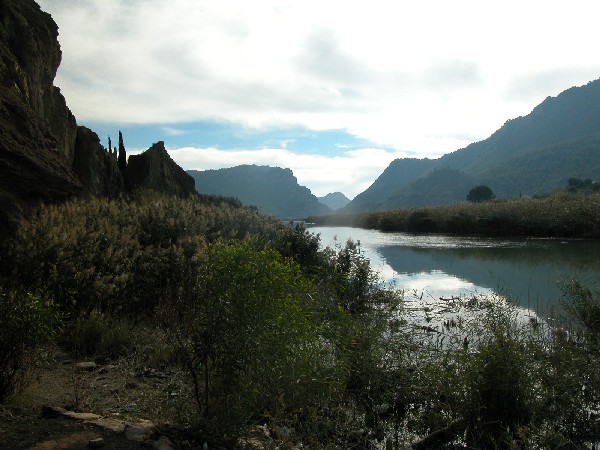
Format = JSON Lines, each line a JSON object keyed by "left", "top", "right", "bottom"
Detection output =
{"left": 0, "top": 0, "right": 80, "bottom": 236}
{"left": 127, "top": 142, "right": 196, "bottom": 198}
{"left": 72, "top": 126, "right": 124, "bottom": 198}
{"left": 0, "top": 0, "right": 77, "bottom": 162}
{"left": 0, "top": 85, "right": 81, "bottom": 234}
{"left": 0, "top": 0, "right": 196, "bottom": 239}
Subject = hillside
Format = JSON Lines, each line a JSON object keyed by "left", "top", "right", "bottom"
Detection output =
{"left": 318, "top": 192, "right": 351, "bottom": 210}
{"left": 188, "top": 165, "right": 330, "bottom": 219}
{"left": 343, "top": 79, "right": 600, "bottom": 211}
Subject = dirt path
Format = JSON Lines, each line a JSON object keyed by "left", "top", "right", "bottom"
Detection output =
{"left": 0, "top": 349, "right": 182, "bottom": 449}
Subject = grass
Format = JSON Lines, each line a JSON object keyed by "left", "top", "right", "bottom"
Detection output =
{"left": 309, "top": 190, "right": 600, "bottom": 238}
{"left": 2, "top": 190, "right": 600, "bottom": 448}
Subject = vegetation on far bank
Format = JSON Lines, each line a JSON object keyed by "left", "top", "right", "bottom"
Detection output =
{"left": 1, "top": 190, "right": 600, "bottom": 448}
{"left": 310, "top": 190, "right": 600, "bottom": 239}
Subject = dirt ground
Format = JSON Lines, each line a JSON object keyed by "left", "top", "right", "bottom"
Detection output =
{"left": 0, "top": 348, "right": 193, "bottom": 449}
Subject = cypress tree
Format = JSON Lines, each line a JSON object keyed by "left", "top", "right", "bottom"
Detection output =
{"left": 107, "top": 136, "right": 112, "bottom": 154}
{"left": 117, "top": 131, "right": 127, "bottom": 173}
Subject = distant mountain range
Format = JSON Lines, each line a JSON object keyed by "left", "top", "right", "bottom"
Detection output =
{"left": 190, "top": 79, "right": 600, "bottom": 217}
{"left": 318, "top": 192, "right": 351, "bottom": 210}
{"left": 188, "top": 165, "right": 330, "bottom": 219}
{"left": 344, "top": 78, "right": 600, "bottom": 212}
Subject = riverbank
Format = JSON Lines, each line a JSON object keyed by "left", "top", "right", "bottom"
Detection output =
{"left": 308, "top": 190, "right": 600, "bottom": 239}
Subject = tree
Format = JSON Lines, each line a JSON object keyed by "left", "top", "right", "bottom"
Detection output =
{"left": 467, "top": 185, "right": 494, "bottom": 203}
{"left": 117, "top": 131, "right": 126, "bottom": 173}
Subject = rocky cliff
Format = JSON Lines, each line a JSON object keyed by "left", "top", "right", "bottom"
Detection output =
{"left": 72, "top": 126, "right": 124, "bottom": 198}
{"left": 0, "top": 0, "right": 196, "bottom": 238}
{"left": 0, "top": 0, "right": 81, "bottom": 235}
{"left": 0, "top": 0, "right": 77, "bottom": 162}
{"left": 127, "top": 142, "right": 196, "bottom": 198}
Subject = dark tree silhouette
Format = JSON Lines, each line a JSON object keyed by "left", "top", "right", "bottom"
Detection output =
{"left": 117, "top": 131, "right": 126, "bottom": 173}
{"left": 467, "top": 185, "right": 494, "bottom": 203}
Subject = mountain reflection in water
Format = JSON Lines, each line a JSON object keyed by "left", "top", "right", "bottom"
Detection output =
{"left": 309, "top": 226, "right": 600, "bottom": 316}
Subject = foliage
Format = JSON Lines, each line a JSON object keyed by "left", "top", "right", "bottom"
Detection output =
{"left": 5, "top": 190, "right": 600, "bottom": 447}
{"left": 160, "top": 239, "right": 347, "bottom": 435}
{"left": 0, "top": 288, "right": 60, "bottom": 402}
{"left": 3, "top": 193, "right": 284, "bottom": 316}
{"left": 568, "top": 176, "right": 600, "bottom": 192}
{"left": 117, "top": 130, "right": 126, "bottom": 173}
{"left": 62, "top": 310, "right": 170, "bottom": 362}
{"left": 562, "top": 279, "right": 600, "bottom": 346}
{"left": 466, "top": 184, "right": 495, "bottom": 203}
{"left": 311, "top": 190, "right": 600, "bottom": 238}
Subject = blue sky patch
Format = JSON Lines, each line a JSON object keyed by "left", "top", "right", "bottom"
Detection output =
{"left": 83, "top": 120, "right": 380, "bottom": 156}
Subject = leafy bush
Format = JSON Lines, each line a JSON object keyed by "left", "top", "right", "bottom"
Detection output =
{"left": 562, "top": 279, "right": 600, "bottom": 345}
{"left": 62, "top": 310, "right": 165, "bottom": 361}
{"left": 160, "top": 239, "right": 347, "bottom": 435}
{"left": 0, "top": 288, "right": 59, "bottom": 402}
{"left": 3, "top": 194, "right": 285, "bottom": 316}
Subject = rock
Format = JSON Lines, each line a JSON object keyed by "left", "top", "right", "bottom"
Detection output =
{"left": 72, "top": 126, "right": 124, "bottom": 198}
{"left": 123, "top": 420, "right": 154, "bottom": 442}
{"left": 126, "top": 141, "right": 196, "bottom": 197}
{"left": 41, "top": 405, "right": 100, "bottom": 421}
{"left": 88, "top": 437, "right": 105, "bottom": 448}
{"left": 152, "top": 436, "right": 175, "bottom": 450}
{"left": 272, "top": 425, "right": 293, "bottom": 440}
{"left": 75, "top": 361, "right": 97, "bottom": 371}
{"left": 41, "top": 405, "right": 67, "bottom": 418}
{"left": 0, "top": 0, "right": 82, "bottom": 239}
{"left": 374, "top": 403, "right": 390, "bottom": 415}
{"left": 124, "top": 424, "right": 151, "bottom": 442}
{"left": 62, "top": 410, "right": 101, "bottom": 421}
{"left": 89, "top": 417, "right": 125, "bottom": 433}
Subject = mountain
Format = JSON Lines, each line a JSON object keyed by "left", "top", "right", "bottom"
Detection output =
{"left": 318, "top": 192, "right": 350, "bottom": 210}
{"left": 127, "top": 141, "right": 196, "bottom": 197}
{"left": 188, "top": 165, "right": 330, "bottom": 219}
{"left": 0, "top": 0, "right": 195, "bottom": 239}
{"left": 343, "top": 79, "right": 600, "bottom": 212}
{"left": 344, "top": 158, "right": 434, "bottom": 212}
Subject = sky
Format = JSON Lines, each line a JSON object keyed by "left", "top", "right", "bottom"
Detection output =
{"left": 37, "top": 0, "right": 600, "bottom": 198}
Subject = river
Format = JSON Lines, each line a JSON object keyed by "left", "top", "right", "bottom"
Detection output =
{"left": 308, "top": 226, "right": 600, "bottom": 318}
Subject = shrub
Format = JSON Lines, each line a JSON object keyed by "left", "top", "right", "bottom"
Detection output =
{"left": 160, "top": 239, "right": 346, "bottom": 436}
{"left": 0, "top": 288, "right": 59, "bottom": 402}
{"left": 561, "top": 279, "right": 600, "bottom": 345}
{"left": 3, "top": 194, "right": 286, "bottom": 317}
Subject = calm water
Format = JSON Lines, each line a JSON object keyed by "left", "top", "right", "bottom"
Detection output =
{"left": 308, "top": 226, "right": 600, "bottom": 317}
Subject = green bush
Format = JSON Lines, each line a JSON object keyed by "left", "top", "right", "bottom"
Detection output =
{"left": 63, "top": 311, "right": 154, "bottom": 360}
{"left": 3, "top": 194, "right": 285, "bottom": 317}
{"left": 160, "top": 239, "right": 347, "bottom": 436}
{"left": 0, "top": 288, "right": 59, "bottom": 402}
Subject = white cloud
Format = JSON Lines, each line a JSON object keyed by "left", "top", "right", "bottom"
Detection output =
{"left": 167, "top": 145, "right": 405, "bottom": 198}
{"left": 39, "top": 0, "right": 600, "bottom": 159}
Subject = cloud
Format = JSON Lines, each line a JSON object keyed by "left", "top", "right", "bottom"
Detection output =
{"left": 161, "top": 127, "right": 189, "bottom": 136}
{"left": 39, "top": 0, "right": 600, "bottom": 160}
{"left": 168, "top": 145, "right": 405, "bottom": 199}
{"left": 506, "top": 67, "right": 600, "bottom": 102}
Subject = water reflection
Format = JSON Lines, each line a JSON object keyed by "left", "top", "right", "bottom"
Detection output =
{"left": 309, "top": 226, "right": 600, "bottom": 315}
